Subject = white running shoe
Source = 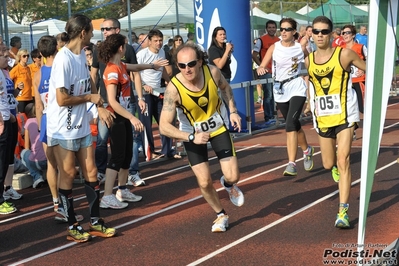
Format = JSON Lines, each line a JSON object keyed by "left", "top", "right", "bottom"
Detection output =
{"left": 211, "top": 214, "right": 229, "bottom": 232}
{"left": 97, "top": 172, "right": 106, "bottom": 185}
{"left": 116, "top": 188, "right": 142, "bottom": 202}
{"left": 127, "top": 172, "right": 146, "bottom": 187}
{"left": 3, "top": 187, "right": 23, "bottom": 200}
{"left": 100, "top": 194, "right": 128, "bottom": 209}
{"left": 220, "top": 176, "right": 244, "bottom": 207}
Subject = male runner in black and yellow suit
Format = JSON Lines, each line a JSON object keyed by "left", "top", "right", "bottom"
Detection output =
{"left": 305, "top": 16, "right": 366, "bottom": 229}
{"left": 159, "top": 43, "right": 244, "bottom": 233}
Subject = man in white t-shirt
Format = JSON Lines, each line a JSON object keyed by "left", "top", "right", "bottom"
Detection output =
{"left": 137, "top": 29, "right": 179, "bottom": 161}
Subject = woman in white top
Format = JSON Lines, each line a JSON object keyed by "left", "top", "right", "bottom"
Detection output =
{"left": 46, "top": 14, "right": 115, "bottom": 243}
{"left": 257, "top": 18, "right": 314, "bottom": 177}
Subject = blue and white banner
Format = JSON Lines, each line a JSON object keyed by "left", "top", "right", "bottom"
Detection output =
{"left": 194, "top": 0, "right": 254, "bottom": 130}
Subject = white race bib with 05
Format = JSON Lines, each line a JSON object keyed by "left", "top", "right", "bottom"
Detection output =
{"left": 315, "top": 94, "right": 342, "bottom": 116}
{"left": 194, "top": 112, "right": 224, "bottom": 133}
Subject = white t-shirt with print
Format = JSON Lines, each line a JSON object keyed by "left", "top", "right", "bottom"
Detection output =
{"left": 272, "top": 41, "right": 307, "bottom": 103}
{"left": 136, "top": 47, "right": 165, "bottom": 88}
{"left": 47, "top": 47, "right": 91, "bottom": 140}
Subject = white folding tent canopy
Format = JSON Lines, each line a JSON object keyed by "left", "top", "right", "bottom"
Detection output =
{"left": 6, "top": 20, "right": 47, "bottom": 33}
{"left": 266, "top": 12, "right": 309, "bottom": 26}
{"left": 119, "top": 0, "right": 194, "bottom": 31}
{"left": 35, "top": 19, "right": 67, "bottom": 36}
{"left": 252, "top": 7, "right": 309, "bottom": 28}
{"left": 296, "top": 4, "right": 314, "bottom": 15}
{"left": 34, "top": 19, "right": 103, "bottom": 42}
{"left": 2, "top": 20, "right": 47, "bottom": 51}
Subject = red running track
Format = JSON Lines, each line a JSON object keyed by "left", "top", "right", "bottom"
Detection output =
{"left": 1, "top": 98, "right": 399, "bottom": 266}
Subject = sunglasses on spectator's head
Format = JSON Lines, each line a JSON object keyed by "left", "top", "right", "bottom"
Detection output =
{"left": 100, "top": 27, "right": 117, "bottom": 32}
{"left": 280, "top": 27, "right": 295, "bottom": 32}
{"left": 22, "top": 54, "right": 29, "bottom": 58}
{"left": 312, "top": 29, "right": 332, "bottom": 35}
{"left": 177, "top": 60, "right": 198, "bottom": 69}
{"left": 37, "top": 56, "right": 42, "bottom": 59}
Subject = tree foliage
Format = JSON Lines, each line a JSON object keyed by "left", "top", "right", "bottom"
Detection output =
{"left": 7, "top": 0, "right": 37, "bottom": 24}
{"left": 6, "top": 0, "right": 148, "bottom": 24}
{"left": 7, "top": 0, "right": 369, "bottom": 24}
{"left": 89, "top": 0, "right": 148, "bottom": 20}
{"left": 257, "top": 0, "right": 369, "bottom": 15}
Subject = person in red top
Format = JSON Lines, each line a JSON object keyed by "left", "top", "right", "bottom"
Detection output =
{"left": 98, "top": 33, "right": 168, "bottom": 209}
{"left": 331, "top": 28, "right": 345, "bottom": 48}
{"left": 252, "top": 20, "right": 280, "bottom": 124}
{"left": 341, "top": 24, "right": 367, "bottom": 114}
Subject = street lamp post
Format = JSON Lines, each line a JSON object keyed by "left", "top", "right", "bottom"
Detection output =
{"left": 68, "top": 0, "right": 71, "bottom": 19}
{"left": 175, "top": 0, "right": 180, "bottom": 35}
{"left": 127, "top": 0, "right": 132, "bottom": 45}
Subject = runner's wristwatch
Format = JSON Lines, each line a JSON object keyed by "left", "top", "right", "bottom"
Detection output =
{"left": 188, "top": 133, "right": 195, "bottom": 142}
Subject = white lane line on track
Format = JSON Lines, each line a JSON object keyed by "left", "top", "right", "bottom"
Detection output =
{"left": 0, "top": 144, "right": 260, "bottom": 224}
{"left": 383, "top": 121, "right": 399, "bottom": 129}
{"left": 7, "top": 152, "right": 397, "bottom": 265}
{"left": 7, "top": 145, "right": 260, "bottom": 265}
{"left": 186, "top": 160, "right": 398, "bottom": 266}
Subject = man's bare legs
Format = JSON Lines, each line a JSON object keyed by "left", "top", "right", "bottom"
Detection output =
{"left": 191, "top": 162, "right": 223, "bottom": 212}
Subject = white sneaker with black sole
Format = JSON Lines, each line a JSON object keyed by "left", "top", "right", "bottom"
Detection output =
{"left": 220, "top": 176, "right": 244, "bottom": 207}
{"left": 116, "top": 189, "right": 142, "bottom": 202}
{"left": 127, "top": 172, "right": 146, "bottom": 187}
{"left": 211, "top": 214, "right": 229, "bottom": 232}
{"left": 100, "top": 194, "right": 128, "bottom": 209}
{"left": 3, "top": 187, "right": 23, "bottom": 200}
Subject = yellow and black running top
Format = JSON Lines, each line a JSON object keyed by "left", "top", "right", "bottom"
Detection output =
{"left": 171, "top": 65, "right": 227, "bottom": 138}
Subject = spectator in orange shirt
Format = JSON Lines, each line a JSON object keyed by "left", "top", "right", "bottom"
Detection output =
{"left": 10, "top": 49, "right": 33, "bottom": 113}
{"left": 28, "top": 49, "right": 42, "bottom": 97}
